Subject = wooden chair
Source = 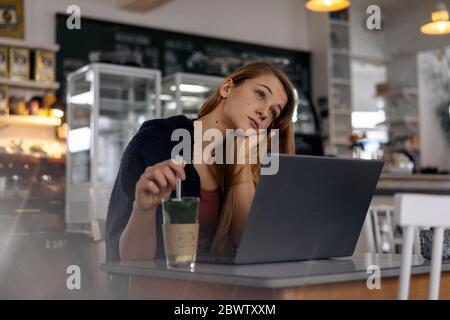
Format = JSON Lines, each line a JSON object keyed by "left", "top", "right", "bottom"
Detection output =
{"left": 395, "top": 193, "right": 450, "bottom": 300}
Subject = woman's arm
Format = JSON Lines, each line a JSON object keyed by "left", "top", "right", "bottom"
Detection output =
{"left": 118, "top": 160, "right": 186, "bottom": 261}
{"left": 230, "top": 164, "right": 255, "bottom": 248}
{"left": 229, "top": 135, "right": 262, "bottom": 247}
{"left": 119, "top": 203, "right": 158, "bottom": 261}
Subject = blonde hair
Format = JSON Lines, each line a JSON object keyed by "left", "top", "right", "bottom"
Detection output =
{"left": 197, "top": 61, "right": 296, "bottom": 253}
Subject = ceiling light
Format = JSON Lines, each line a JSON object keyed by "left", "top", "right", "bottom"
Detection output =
{"left": 169, "top": 84, "right": 210, "bottom": 93}
{"left": 305, "top": 0, "right": 350, "bottom": 13}
{"left": 421, "top": 3, "right": 450, "bottom": 35}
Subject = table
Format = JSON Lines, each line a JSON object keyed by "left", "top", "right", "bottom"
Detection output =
{"left": 100, "top": 253, "right": 450, "bottom": 299}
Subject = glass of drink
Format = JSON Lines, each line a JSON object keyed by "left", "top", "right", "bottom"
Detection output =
{"left": 162, "top": 197, "right": 200, "bottom": 270}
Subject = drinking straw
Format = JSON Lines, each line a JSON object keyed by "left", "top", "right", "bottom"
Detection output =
{"left": 175, "top": 154, "right": 182, "bottom": 201}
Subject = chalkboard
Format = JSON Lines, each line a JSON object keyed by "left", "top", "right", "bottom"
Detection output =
{"left": 56, "top": 14, "right": 311, "bottom": 99}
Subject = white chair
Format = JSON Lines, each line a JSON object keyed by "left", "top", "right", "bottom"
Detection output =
{"left": 355, "top": 206, "right": 402, "bottom": 255}
{"left": 395, "top": 193, "right": 450, "bottom": 300}
{"left": 370, "top": 206, "right": 397, "bottom": 253}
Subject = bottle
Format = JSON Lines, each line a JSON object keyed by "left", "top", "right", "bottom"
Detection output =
{"left": 0, "top": 85, "right": 8, "bottom": 115}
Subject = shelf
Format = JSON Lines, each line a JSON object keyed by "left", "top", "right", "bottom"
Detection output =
{"left": 334, "top": 130, "right": 352, "bottom": 136}
{"left": 378, "top": 87, "right": 418, "bottom": 98}
{"left": 333, "top": 109, "right": 352, "bottom": 115}
{"left": 100, "top": 98, "right": 149, "bottom": 107}
{"left": 0, "top": 38, "right": 59, "bottom": 52}
{"left": 98, "top": 120, "right": 139, "bottom": 133}
{"left": 0, "top": 78, "right": 60, "bottom": 90}
{"left": 330, "top": 19, "right": 349, "bottom": 27}
{"left": 331, "top": 49, "right": 350, "bottom": 55}
{"left": 377, "top": 117, "right": 418, "bottom": 129}
{"left": 99, "top": 98, "right": 155, "bottom": 112}
{"left": 334, "top": 124, "right": 352, "bottom": 131}
{"left": 377, "top": 87, "right": 418, "bottom": 106}
{"left": 332, "top": 138, "right": 351, "bottom": 146}
{"left": 388, "top": 116, "right": 419, "bottom": 125}
{"left": 357, "top": 125, "right": 388, "bottom": 131}
{"left": 331, "top": 78, "right": 351, "bottom": 86}
{"left": 0, "top": 115, "right": 61, "bottom": 127}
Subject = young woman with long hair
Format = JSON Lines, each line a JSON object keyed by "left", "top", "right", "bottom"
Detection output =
{"left": 105, "top": 61, "right": 296, "bottom": 261}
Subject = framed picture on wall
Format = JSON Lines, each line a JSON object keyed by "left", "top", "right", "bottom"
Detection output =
{"left": 0, "top": 0, "right": 24, "bottom": 39}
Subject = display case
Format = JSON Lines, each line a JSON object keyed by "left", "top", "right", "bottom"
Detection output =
{"left": 161, "top": 72, "right": 223, "bottom": 119}
{"left": 309, "top": 9, "right": 353, "bottom": 157}
{"left": 66, "top": 63, "right": 161, "bottom": 234}
{"left": 293, "top": 90, "right": 323, "bottom": 155}
{"left": 293, "top": 90, "right": 319, "bottom": 135}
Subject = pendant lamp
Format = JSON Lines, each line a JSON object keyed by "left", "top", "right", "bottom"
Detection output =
{"left": 305, "top": 0, "right": 350, "bottom": 13}
{"left": 421, "top": 3, "right": 450, "bottom": 35}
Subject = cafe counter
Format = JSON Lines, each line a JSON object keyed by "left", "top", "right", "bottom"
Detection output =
{"left": 373, "top": 173, "right": 450, "bottom": 206}
{"left": 101, "top": 253, "right": 450, "bottom": 299}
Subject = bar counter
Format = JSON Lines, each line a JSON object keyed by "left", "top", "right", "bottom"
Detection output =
{"left": 375, "top": 173, "right": 450, "bottom": 195}
{"left": 373, "top": 174, "right": 450, "bottom": 206}
{"left": 101, "top": 253, "right": 450, "bottom": 299}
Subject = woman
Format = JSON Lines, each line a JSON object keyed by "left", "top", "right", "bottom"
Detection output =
{"left": 105, "top": 61, "right": 296, "bottom": 262}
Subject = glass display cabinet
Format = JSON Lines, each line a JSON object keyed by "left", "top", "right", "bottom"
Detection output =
{"left": 161, "top": 72, "right": 224, "bottom": 119}
{"left": 66, "top": 63, "right": 161, "bottom": 235}
{"left": 294, "top": 90, "right": 320, "bottom": 135}
{"left": 293, "top": 90, "right": 324, "bottom": 156}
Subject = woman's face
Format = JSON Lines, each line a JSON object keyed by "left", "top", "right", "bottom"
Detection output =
{"left": 220, "top": 73, "right": 288, "bottom": 131}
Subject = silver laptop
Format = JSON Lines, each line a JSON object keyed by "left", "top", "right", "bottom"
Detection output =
{"left": 197, "top": 154, "right": 384, "bottom": 264}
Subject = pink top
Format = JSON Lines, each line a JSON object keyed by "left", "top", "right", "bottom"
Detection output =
{"left": 198, "top": 188, "right": 220, "bottom": 252}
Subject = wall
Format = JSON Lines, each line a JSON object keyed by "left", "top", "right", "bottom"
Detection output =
{"left": 384, "top": 0, "right": 450, "bottom": 58}
{"left": 349, "top": 0, "right": 450, "bottom": 60}
{"left": 21, "top": 0, "right": 450, "bottom": 170}
{"left": 25, "top": 0, "right": 311, "bottom": 51}
{"left": 383, "top": 1, "right": 450, "bottom": 170}
{"left": 417, "top": 47, "right": 450, "bottom": 171}
{"left": 385, "top": 53, "right": 417, "bottom": 88}
{"left": 382, "top": 0, "right": 450, "bottom": 87}
{"left": 351, "top": 60, "right": 386, "bottom": 112}
{"left": 349, "top": 2, "right": 387, "bottom": 63}
{"left": 14, "top": 0, "right": 311, "bottom": 161}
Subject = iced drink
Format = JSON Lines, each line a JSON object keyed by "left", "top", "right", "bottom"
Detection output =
{"left": 162, "top": 197, "right": 200, "bottom": 270}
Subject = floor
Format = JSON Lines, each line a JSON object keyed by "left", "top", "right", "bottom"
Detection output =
{"left": 0, "top": 213, "right": 126, "bottom": 299}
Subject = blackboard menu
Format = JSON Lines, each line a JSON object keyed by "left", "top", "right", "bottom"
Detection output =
{"left": 56, "top": 14, "right": 311, "bottom": 99}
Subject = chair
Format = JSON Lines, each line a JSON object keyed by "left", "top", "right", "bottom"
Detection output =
{"left": 369, "top": 206, "right": 397, "bottom": 253}
{"left": 355, "top": 206, "right": 402, "bottom": 255}
{"left": 395, "top": 193, "right": 450, "bottom": 300}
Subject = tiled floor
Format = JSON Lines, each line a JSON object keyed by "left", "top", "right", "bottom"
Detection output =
{"left": 0, "top": 214, "right": 125, "bottom": 299}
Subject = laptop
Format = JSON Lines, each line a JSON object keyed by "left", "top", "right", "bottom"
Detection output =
{"left": 197, "top": 154, "right": 384, "bottom": 264}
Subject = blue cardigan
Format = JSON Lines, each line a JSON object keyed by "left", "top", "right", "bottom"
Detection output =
{"left": 105, "top": 115, "right": 201, "bottom": 262}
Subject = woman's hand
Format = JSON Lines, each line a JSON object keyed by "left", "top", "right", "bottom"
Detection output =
{"left": 235, "top": 130, "right": 268, "bottom": 165}
{"left": 134, "top": 159, "right": 186, "bottom": 212}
